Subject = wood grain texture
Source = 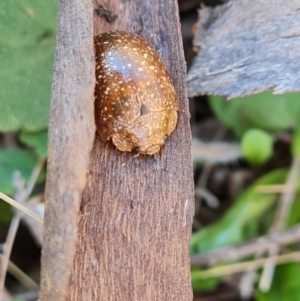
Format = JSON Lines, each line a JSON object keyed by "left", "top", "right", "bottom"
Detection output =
{"left": 187, "top": 1, "right": 300, "bottom": 98}
{"left": 69, "top": 0, "right": 194, "bottom": 301}
{"left": 40, "top": 0, "right": 95, "bottom": 300}
{"left": 40, "top": 0, "right": 193, "bottom": 300}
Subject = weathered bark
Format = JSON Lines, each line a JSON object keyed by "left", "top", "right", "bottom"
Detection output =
{"left": 40, "top": 0, "right": 95, "bottom": 300}
{"left": 187, "top": 1, "right": 300, "bottom": 98}
{"left": 41, "top": 0, "right": 194, "bottom": 300}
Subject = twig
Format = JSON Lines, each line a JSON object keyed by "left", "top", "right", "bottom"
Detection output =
{"left": 194, "top": 164, "right": 212, "bottom": 217}
{"left": 24, "top": 158, "right": 46, "bottom": 199}
{"left": 190, "top": 223, "right": 300, "bottom": 267}
{"left": 3, "top": 288, "right": 12, "bottom": 301}
{"left": 193, "top": 127, "right": 227, "bottom": 224}
{"left": 0, "top": 214, "right": 21, "bottom": 301}
{"left": 239, "top": 249, "right": 267, "bottom": 299}
{"left": 239, "top": 260, "right": 258, "bottom": 299}
{"left": 0, "top": 192, "right": 43, "bottom": 224}
{"left": 259, "top": 246, "right": 278, "bottom": 291}
{"left": 0, "top": 159, "right": 45, "bottom": 300}
{"left": 13, "top": 290, "right": 39, "bottom": 301}
{"left": 259, "top": 156, "right": 300, "bottom": 291}
{"left": 272, "top": 157, "right": 300, "bottom": 231}
{"left": 256, "top": 184, "right": 288, "bottom": 193}
{"left": 194, "top": 250, "right": 300, "bottom": 279}
{"left": 192, "top": 140, "right": 241, "bottom": 164}
{"left": 8, "top": 260, "right": 39, "bottom": 290}
{"left": 195, "top": 188, "right": 220, "bottom": 209}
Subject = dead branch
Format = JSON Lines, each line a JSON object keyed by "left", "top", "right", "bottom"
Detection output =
{"left": 191, "top": 224, "right": 300, "bottom": 267}
{"left": 187, "top": 1, "right": 300, "bottom": 98}
{"left": 40, "top": 0, "right": 194, "bottom": 300}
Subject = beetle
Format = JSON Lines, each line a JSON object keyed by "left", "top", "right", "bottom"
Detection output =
{"left": 94, "top": 31, "right": 178, "bottom": 155}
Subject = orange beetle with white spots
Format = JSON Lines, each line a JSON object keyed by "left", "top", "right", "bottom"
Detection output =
{"left": 94, "top": 31, "right": 178, "bottom": 155}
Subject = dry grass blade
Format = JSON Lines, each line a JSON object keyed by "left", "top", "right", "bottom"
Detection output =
{"left": 196, "top": 251, "right": 300, "bottom": 279}
{"left": 0, "top": 214, "right": 21, "bottom": 301}
{"left": 0, "top": 158, "right": 45, "bottom": 300}
{"left": 8, "top": 260, "right": 39, "bottom": 290}
{"left": 259, "top": 156, "right": 300, "bottom": 291}
{"left": 0, "top": 192, "right": 43, "bottom": 224}
{"left": 190, "top": 224, "right": 300, "bottom": 267}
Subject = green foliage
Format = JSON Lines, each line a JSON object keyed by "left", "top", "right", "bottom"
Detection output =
{"left": 286, "top": 196, "right": 300, "bottom": 228}
{"left": 190, "top": 169, "right": 287, "bottom": 254}
{"left": 191, "top": 268, "right": 220, "bottom": 292}
{"left": 256, "top": 263, "right": 300, "bottom": 301}
{"left": 0, "top": 149, "right": 45, "bottom": 195}
{"left": 19, "top": 129, "right": 48, "bottom": 158}
{"left": 241, "top": 129, "right": 273, "bottom": 164}
{"left": 0, "top": 201, "right": 13, "bottom": 222}
{"left": 209, "top": 91, "right": 300, "bottom": 137}
{"left": 0, "top": 0, "right": 57, "bottom": 131}
{"left": 292, "top": 129, "right": 300, "bottom": 157}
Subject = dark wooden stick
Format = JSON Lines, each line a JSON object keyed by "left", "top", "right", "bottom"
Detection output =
{"left": 40, "top": 0, "right": 96, "bottom": 300}
{"left": 41, "top": 0, "right": 194, "bottom": 300}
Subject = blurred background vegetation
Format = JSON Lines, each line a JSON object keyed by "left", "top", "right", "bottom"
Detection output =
{"left": 1, "top": 0, "right": 300, "bottom": 301}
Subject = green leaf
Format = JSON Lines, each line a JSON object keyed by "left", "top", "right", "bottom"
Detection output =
{"left": 19, "top": 129, "right": 48, "bottom": 158}
{"left": 292, "top": 129, "right": 300, "bottom": 157}
{"left": 190, "top": 169, "right": 288, "bottom": 254}
{"left": 256, "top": 263, "right": 300, "bottom": 301}
{"left": 209, "top": 91, "right": 300, "bottom": 137}
{"left": 191, "top": 268, "right": 220, "bottom": 292}
{"left": 0, "top": 1, "right": 57, "bottom": 131}
{"left": 286, "top": 196, "right": 300, "bottom": 227}
{"left": 241, "top": 129, "right": 273, "bottom": 164}
{"left": 0, "top": 201, "right": 13, "bottom": 223}
{"left": 0, "top": 149, "right": 44, "bottom": 194}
